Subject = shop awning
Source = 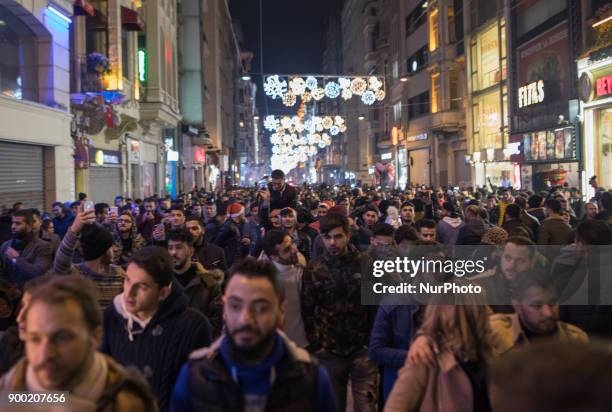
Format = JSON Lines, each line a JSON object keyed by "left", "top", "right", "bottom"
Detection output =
{"left": 121, "top": 6, "right": 144, "bottom": 31}
{"left": 74, "top": 0, "right": 94, "bottom": 16}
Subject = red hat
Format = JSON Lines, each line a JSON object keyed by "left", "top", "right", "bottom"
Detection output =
{"left": 228, "top": 203, "right": 245, "bottom": 218}
{"left": 319, "top": 200, "right": 334, "bottom": 209}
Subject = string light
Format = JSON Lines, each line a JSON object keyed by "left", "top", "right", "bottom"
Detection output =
{"left": 263, "top": 75, "right": 287, "bottom": 99}
{"left": 324, "top": 81, "right": 341, "bottom": 98}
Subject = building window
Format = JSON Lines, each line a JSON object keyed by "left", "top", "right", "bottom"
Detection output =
{"left": 392, "top": 60, "right": 399, "bottom": 80}
{"left": 450, "top": 70, "right": 461, "bottom": 111}
{"left": 431, "top": 72, "right": 440, "bottom": 113}
{"left": 408, "top": 91, "right": 430, "bottom": 119}
{"left": 407, "top": 46, "right": 429, "bottom": 74}
{"left": 429, "top": 7, "right": 439, "bottom": 51}
{"left": 405, "top": 0, "right": 428, "bottom": 37}
{"left": 122, "top": 28, "right": 130, "bottom": 80}
{"left": 394, "top": 101, "right": 402, "bottom": 123}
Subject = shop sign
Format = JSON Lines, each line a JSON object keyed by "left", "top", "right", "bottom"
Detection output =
{"left": 596, "top": 75, "right": 612, "bottom": 98}
{"left": 406, "top": 133, "right": 428, "bottom": 142}
{"left": 194, "top": 146, "right": 206, "bottom": 164}
{"left": 522, "top": 127, "right": 576, "bottom": 162}
{"left": 89, "top": 148, "right": 122, "bottom": 166}
{"left": 518, "top": 80, "right": 545, "bottom": 108}
{"left": 381, "top": 152, "right": 392, "bottom": 160}
{"left": 167, "top": 150, "right": 179, "bottom": 162}
{"left": 579, "top": 72, "right": 594, "bottom": 103}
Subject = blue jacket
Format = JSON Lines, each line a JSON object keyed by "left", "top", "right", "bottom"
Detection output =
{"left": 170, "top": 331, "right": 336, "bottom": 412}
{"left": 368, "top": 304, "right": 417, "bottom": 400}
{"left": 52, "top": 212, "right": 75, "bottom": 239}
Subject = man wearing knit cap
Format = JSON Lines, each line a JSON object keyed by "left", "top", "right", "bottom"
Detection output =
{"left": 215, "top": 203, "right": 250, "bottom": 268}
{"left": 52, "top": 208, "right": 125, "bottom": 310}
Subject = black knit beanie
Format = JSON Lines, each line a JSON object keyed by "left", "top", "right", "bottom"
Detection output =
{"left": 81, "top": 224, "right": 114, "bottom": 261}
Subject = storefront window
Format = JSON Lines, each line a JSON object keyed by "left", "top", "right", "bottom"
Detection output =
{"left": 479, "top": 25, "right": 500, "bottom": 90}
{"left": 0, "top": 4, "right": 40, "bottom": 102}
{"left": 479, "top": 89, "right": 502, "bottom": 149}
{"left": 429, "top": 7, "right": 439, "bottom": 52}
{"left": 598, "top": 108, "right": 612, "bottom": 188}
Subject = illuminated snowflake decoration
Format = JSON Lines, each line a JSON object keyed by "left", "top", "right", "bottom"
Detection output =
{"left": 368, "top": 76, "right": 383, "bottom": 91}
{"left": 301, "top": 92, "right": 312, "bottom": 103}
{"left": 329, "top": 125, "right": 340, "bottom": 136}
{"left": 289, "top": 77, "right": 306, "bottom": 95}
{"left": 361, "top": 90, "right": 376, "bottom": 105}
{"left": 311, "top": 87, "right": 325, "bottom": 101}
{"left": 375, "top": 89, "right": 386, "bottom": 101}
{"left": 283, "top": 92, "right": 297, "bottom": 107}
{"left": 305, "top": 76, "right": 318, "bottom": 91}
{"left": 338, "top": 77, "right": 351, "bottom": 90}
{"left": 339, "top": 124, "right": 347, "bottom": 133}
{"left": 341, "top": 88, "right": 353, "bottom": 100}
{"left": 270, "top": 133, "right": 281, "bottom": 144}
{"left": 264, "top": 115, "right": 280, "bottom": 132}
{"left": 350, "top": 78, "right": 368, "bottom": 95}
{"left": 264, "top": 75, "right": 287, "bottom": 99}
{"left": 324, "top": 81, "right": 341, "bottom": 99}
{"left": 322, "top": 117, "right": 334, "bottom": 129}
{"left": 280, "top": 116, "right": 293, "bottom": 130}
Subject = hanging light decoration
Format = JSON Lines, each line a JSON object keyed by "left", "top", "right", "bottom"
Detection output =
{"left": 311, "top": 87, "right": 325, "bottom": 101}
{"left": 289, "top": 77, "right": 306, "bottom": 95}
{"left": 302, "top": 91, "right": 312, "bottom": 103}
{"left": 368, "top": 76, "right": 383, "bottom": 91}
{"left": 375, "top": 89, "right": 386, "bottom": 101}
{"left": 324, "top": 81, "right": 341, "bottom": 99}
{"left": 283, "top": 91, "right": 297, "bottom": 107}
{"left": 361, "top": 90, "right": 376, "bottom": 105}
{"left": 350, "top": 78, "right": 368, "bottom": 95}
{"left": 341, "top": 88, "right": 353, "bottom": 100}
{"left": 305, "top": 76, "right": 318, "bottom": 91}
{"left": 263, "top": 75, "right": 287, "bottom": 99}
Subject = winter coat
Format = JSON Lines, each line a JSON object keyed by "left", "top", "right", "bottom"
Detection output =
{"left": 52, "top": 212, "right": 75, "bottom": 239}
{"left": 0, "top": 236, "right": 52, "bottom": 288}
{"left": 193, "top": 238, "right": 227, "bottom": 273}
{"left": 436, "top": 216, "right": 464, "bottom": 245}
{"left": 267, "top": 182, "right": 298, "bottom": 211}
{"left": 537, "top": 216, "right": 572, "bottom": 245}
{"left": 301, "top": 245, "right": 375, "bottom": 355}
{"left": 137, "top": 212, "right": 163, "bottom": 244}
{"left": 214, "top": 220, "right": 248, "bottom": 268}
{"left": 0, "top": 354, "right": 158, "bottom": 412}
{"left": 101, "top": 282, "right": 211, "bottom": 412}
{"left": 178, "top": 263, "right": 223, "bottom": 338}
{"left": 456, "top": 219, "right": 491, "bottom": 245}
{"left": 369, "top": 304, "right": 418, "bottom": 400}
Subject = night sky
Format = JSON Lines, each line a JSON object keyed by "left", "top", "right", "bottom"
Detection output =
{"left": 229, "top": 0, "right": 330, "bottom": 117}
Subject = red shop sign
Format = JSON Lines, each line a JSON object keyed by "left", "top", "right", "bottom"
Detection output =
{"left": 194, "top": 147, "right": 206, "bottom": 164}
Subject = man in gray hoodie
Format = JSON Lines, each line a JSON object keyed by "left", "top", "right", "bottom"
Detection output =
{"left": 261, "top": 230, "right": 309, "bottom": 348}
{"left": 436, "top": 201, "right": 464, "bottom": 245}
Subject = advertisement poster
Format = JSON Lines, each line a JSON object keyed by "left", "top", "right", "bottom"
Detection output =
{"left": 564, "top": 128, "right": 574, "bottom": 159}
{"left": 523, "top": 134, "right": 531, "bottom": 159}
{"left": 555, "top": 130, "right": 565, "bottom": 159}
{"left": 516, "top": 22, "right": 570, "bottom": 105}
{"left": 546, "top": 131, "right": 555, "bottom": 159}
{"left": 537, "top": 131, "right": 547, "bottom": 160}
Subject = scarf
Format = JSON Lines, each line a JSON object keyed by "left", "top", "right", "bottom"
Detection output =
{"left": 113, "top": 293, "right": 154, "bottom": 342}
{"left": 26, "top": 352, "right": 108, "bottom": 412}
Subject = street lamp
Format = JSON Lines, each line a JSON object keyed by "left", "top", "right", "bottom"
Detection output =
{"left": 241, "top": 74, "right": 251, "bottom": 81}
{"left": 358, "top": 114, "right": 366, "bottom": 120}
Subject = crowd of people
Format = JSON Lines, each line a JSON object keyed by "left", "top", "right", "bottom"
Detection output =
{"left": 0, "top": 168, "right": 611, "bottom": 411}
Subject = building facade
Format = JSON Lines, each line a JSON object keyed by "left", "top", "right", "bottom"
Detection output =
{"left": 0, "top": 0, "right": 75, "bottom": 210}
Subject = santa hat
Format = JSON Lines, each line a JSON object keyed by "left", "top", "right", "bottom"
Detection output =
{"left": 227, "top": 203, "right": 245, "bottom": 218}
{"left": 319, "top": 200, "right": 334, "bottom": 209}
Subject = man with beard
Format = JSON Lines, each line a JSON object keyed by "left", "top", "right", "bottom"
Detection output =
{"left": 137, "top": 198, "right": 163, "bottom": 244}
{"left": 351, "top": 205, "right": 379, "bottom": 252}
{"left": 101, "top": 246, "right": 211, "bottom": 412}
{"left": 112, "top": 211, "right": 146, "bottom": 268}
{"left": 0, "top": 275, "right": 158, "bottom": 411}
{"left": 167, "top": 228, "right": 222, "bottom": 337}
{"left": 0, "top": 210, "right": 52, "bottom": 288}
{"left": 53, "top": 208, "right": 124, "bottom": 310}
{"left": 399, "top": 202, "right": 415, "bottom": 227}
{"left": 473, "top": 236, "right": 540, "bottom": 313}
{"left": 302, "top": 213, "right": 378, "bottom": 412}
{"left": 280, "top": 207, "right": 311, "bottom": 262}
{"left": 169, "top": 258, "right": 336, "bottom": 412}
{"left": 184, "top": 216, "right": 227, "bottom": 274}
{"left": 30, "top": 209, "right": 59, "bottom": 258}
{"left": 262, "top": 230, "right": 308, "bottom": 348}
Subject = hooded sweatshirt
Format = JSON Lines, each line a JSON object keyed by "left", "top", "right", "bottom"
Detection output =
{"left": 436, "top": 216, "right": 464, "bottom": 245}
{"left": 101, "top": 281, "right": 211, "bottom": 412}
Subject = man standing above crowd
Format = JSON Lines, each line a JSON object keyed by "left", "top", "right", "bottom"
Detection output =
{"left": 267, "top": 169, "right": 298, "bottom": 211}
{"left": 1, "top": 210, "right": 52, "bottom": 288}
{"left": 302, "top": 213, "right": 378, "bottom": 412}
{"left": 170, "top": 258, "right": 336, "bottom": 412}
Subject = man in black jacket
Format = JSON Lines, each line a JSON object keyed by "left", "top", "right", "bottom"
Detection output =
{"left": 184, "top": 216, "right": 227, "bottom": 273}
{"left": 167, "top": 228, "right": 222, "bottom": 336}
{"left": 266, "top": 169, "right": 298, "bottom": 211}
{"left": 0, "top": 210, "right": 52, "bottom": 288}
{"left": 101, "top": 246, "right": 211, "bottom": 412}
